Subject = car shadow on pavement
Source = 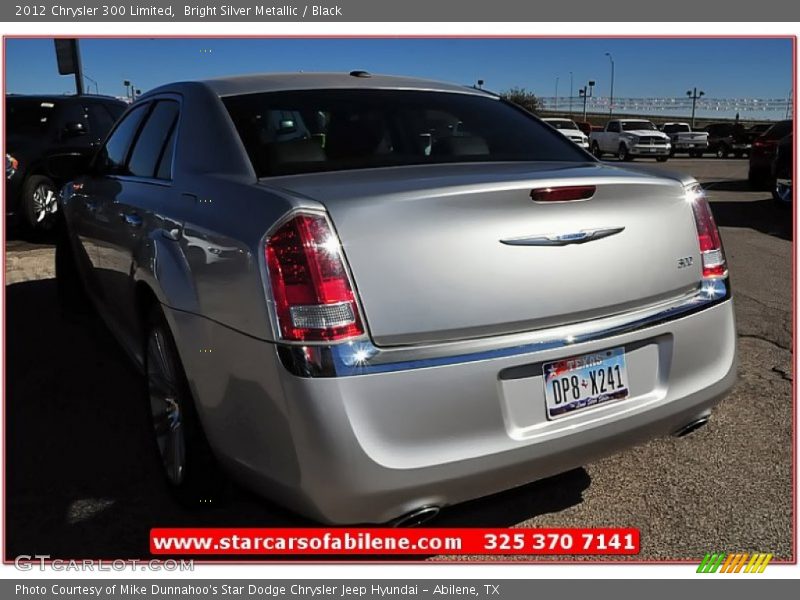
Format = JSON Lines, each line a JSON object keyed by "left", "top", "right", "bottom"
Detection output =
{"left": 5, "top": 277, "right": 590, "bottom": 560}
{"left": 708, "top": 198, "right": 792, "bottom": 241}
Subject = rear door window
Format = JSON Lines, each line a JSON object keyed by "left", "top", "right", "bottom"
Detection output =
{"left": 127, "top": 100, "right": 180, "bottom": 179}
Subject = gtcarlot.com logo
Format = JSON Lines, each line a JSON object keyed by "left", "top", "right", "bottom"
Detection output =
{"left": 696, "top": 552, "right": 773, "bottom": 573}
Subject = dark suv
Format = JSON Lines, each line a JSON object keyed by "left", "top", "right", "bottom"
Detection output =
{"left": 702, "top": 122, "right": 752, "bottom": 158}
{"left": 748, "top": 119, "right": 793, "bottom": 186}
{"left": 6, "top": 94, "right": 126, "bottom": 229}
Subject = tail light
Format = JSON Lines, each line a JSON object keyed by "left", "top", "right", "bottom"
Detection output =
{"left": 752, "top": 138, "right": 777, "bottom": 153}
{"left": 265, "top": 212, "right": 365, "bottom": 342}
{"left": 687, "top": 184, "right": 727, "bottom": 278}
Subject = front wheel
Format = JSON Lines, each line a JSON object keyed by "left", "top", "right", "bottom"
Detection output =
{"left": 145, "top": 307, "right": 226, "bottom": 506}
{"left": 618, "top": 143, "right": 631, "bottom": 162}
{"left": 715, "top": 145, "right": 729, "bottom": 159}
{"left": 21, "top": 175, "right": 59, "bottom": 230}
{"left": 656, "top": 156, "right": 669, "bottom": 162}
{"left": 591, "top": 142, "right": 603, "bottom": 158}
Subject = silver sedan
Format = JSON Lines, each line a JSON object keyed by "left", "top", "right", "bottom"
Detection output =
{"left": 58, "top": 72, "right": 736, "bottom": 525}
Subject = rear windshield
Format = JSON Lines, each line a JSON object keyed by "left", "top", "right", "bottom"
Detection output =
{"left": 663, "top": 124, "right": 690, "bottom": 133}
{"left": 222, "top": 89, "right": 588, "bottom": 177}
{"left": 763, "top": 120, "right": 792, "bottom": 140}
{"left": 6, "top": 98, "right": 58, "bottom": 135}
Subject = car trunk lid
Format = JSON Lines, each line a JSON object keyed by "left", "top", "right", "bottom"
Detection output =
{"left": 261, "top": 162, "right": 703, "bottom": 347}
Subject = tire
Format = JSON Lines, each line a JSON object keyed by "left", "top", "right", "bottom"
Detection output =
{"left": 591, "top": 142, "right": 603, "bottom": 158}
{"left": 733, "top": 151, "right": 743, "bottom": 159}
{"left": 21, "top": 175, "right": 59, "bottom": 230}
{"left": 618, "top": 143, "right": 631, "bottom": 162}
{"left": 55, "top": 226, "right": 93, "bottom": 318}
{"left": 656, "top": 156, "right": 669, "bottom": 162}
{"left": 715, "top": 145, "right": 729, "bottom": 159}
{"left": 145, "top": 306, "right": 227, "bottom": 506}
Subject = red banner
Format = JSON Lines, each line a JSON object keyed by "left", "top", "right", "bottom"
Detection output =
{"left": 150, "top": 527, "right": 639, "bottom": 555}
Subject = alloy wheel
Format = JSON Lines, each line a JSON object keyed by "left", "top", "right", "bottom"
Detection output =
{"left": 147, "top": 328, "right": 186, "bottom": 486}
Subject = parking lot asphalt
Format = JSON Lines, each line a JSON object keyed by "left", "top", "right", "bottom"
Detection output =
{"left": 3, "top": 158, "right": 793, "bottom": 562}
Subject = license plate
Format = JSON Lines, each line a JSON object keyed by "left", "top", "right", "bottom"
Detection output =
{"left": 543, "top": 347, "right": 630, "bottom": 419}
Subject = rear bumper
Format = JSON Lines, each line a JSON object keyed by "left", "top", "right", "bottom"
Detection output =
{"left": 168, "top": 293, "right": 737, "bottom": 525}
{"left": 672, "top": 141, "right": 709, "bottom": 151}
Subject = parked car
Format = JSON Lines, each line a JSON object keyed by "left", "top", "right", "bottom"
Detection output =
{"left": 748, "top": 119, "right": 793, "bottom": 186}
{"left": 542, "top": 118, "right": 590, "bottom": 150}
{"left": 702, "top": 122, "right": 752, "bottom": 159}
{"left": 771, "top": 133, "right": 792, "bottom": 205}
{"left": 575, "top": 120, "right": 593, "bottom": 137}
{"left": 660, "top": 122, "right": 709, "bottom": 157}
{"left": 58, "top": 72, "right": 736, "bottom": 525}
{"left": 5, "top": 94, "right": 126, "bottom": 230}
{"left": 590, "top": 119, "right": 671, "bottom": 161}
{"left": 748, "top": 123, "right": 772, "bottom": 137}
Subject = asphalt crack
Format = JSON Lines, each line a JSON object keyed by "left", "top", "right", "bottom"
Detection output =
{"left": 737, "top": 333, "right": 792, "bottom": 352}
{"left": 771, "top": 366, "right": 793, "bottom": 382}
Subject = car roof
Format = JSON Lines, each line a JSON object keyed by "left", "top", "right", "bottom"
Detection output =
{"left": 145, "top": 72, "right": 495, "bottom": 99}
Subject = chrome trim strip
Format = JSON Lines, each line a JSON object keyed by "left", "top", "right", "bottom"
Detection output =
{"left": 278, "top": 278, "right": 730, "bottom": 378}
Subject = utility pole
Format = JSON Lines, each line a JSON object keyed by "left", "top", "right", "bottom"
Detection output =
{"left": 605, "top": 52, "right": 615, "bottom": 117}
{"left": 83, "top": 74, "right": 99, "bottom": 95}
{"left": 687, "top": 87, "right": 705, "bottom": 129}
{"left": 579, "top": 80, "right": 595, "bottom": 122}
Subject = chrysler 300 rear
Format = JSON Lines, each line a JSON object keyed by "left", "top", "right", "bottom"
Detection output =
{"left": 58, "top": 73, "right": 736, "bottom": 524}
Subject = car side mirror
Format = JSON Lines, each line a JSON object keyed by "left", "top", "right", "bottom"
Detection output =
{"left": 62, "top": 121, "right": 87, "bottom": 138}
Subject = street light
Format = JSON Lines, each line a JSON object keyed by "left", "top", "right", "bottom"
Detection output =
{"left": 605, "top": 52, "right": 615, "bottom": 117}
{"left": 686, "top": 87, "right": 705, "bottom": 128}
{"left": 579, "top": 80, "right": 595, "bottom": 121}
{"left": 555, "top": 76, "right": 559, "bottom": 112}
{"left": 476, "top": 79, "right": 484, "bottom": 90}
{"left": 569, "top": 71, "right": 574, "bottom": 116}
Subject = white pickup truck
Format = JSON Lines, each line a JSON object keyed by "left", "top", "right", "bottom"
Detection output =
{"left": 590, "top": 119, "right": 671, "bottom": 162}
{"left": 661, "top": 122, "right": 709, "bottom": 157}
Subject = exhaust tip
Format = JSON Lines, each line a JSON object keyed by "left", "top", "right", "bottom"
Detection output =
{"left": 673, "top": 414, "right": 711, "bottom": 438}
{"left": 391, "top": 505, "right": 441, "bottom": 528}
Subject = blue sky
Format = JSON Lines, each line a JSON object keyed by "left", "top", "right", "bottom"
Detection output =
{"left": 4, "top": 38, "right": 794, "bottom": 119}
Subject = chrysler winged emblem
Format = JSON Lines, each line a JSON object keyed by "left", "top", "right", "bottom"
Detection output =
{"left": 500, "top": 227, "right": 625, "bottom": 247}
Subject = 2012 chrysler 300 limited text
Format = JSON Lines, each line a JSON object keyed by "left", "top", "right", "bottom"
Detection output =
{"left": 57, "top": 73, "right": 737, "bottom": 525}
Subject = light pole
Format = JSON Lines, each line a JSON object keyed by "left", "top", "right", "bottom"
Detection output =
{"left": 555, "top": 76, "right": 559, "bottom": 112}
{"left": 83, "top": 74, "right": 99, "bottom": 95}
{"left": 580, "top": 80, "right": 595, "bottom": 122}
{"left": 569, "top": 71, "right": 574, "bottom": 116}
{"left": 687, "top": 87, "right": 705, "bottom": 128}
{"left": 605, "top": 52, "right": 615, "bottom": 117}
